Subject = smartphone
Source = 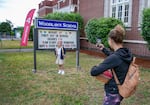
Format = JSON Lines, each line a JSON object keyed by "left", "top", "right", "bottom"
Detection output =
{"left": 96, "top": 38, "right": 101, "bottom": 47}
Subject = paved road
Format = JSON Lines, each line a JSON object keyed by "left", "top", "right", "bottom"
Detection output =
{"left": 0, "top": 48, "right": 33, "bottom": 52}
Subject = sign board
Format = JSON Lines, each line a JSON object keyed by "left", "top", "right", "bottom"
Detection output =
{"left": 38, "top": 29, "right": 77, "bottom": 49}
{"left": 36, "top": 18, "right": 78, "bottom": 30}
{"left": 34, "top": 18, "right": 78, "bottom": 50}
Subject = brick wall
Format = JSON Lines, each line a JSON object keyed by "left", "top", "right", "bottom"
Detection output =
{"left": 38, "top": 8, "right": 53, "bottom": 17}
{"left": 38, "top": 0, "right": 58, "bottom": 17}
{"left": 80, "top": 39, "right": 150, "bottom": 58}
{"left": 79, "top": 0, "right": 104, "bottom": 24}
{"left": 125, "top": 0, "right": 143, "bottom": 40}
{"left": 124, "top": 43, "right": 150, "bottom": 58}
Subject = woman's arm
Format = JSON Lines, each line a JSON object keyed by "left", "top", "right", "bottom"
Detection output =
{"left": 90, "top": 54, "right": 120, "bottom": 76}
{"left": 102, "top": 48, "right": 113, "bottom": 56}
{"left": 97, "top": 44, "right": 113, "bottom": 56}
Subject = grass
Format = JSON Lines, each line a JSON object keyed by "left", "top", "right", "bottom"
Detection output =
{"left": 0, "top": 51, "right": 150, "bottom": 105}
{"left": 0, "top": 40, "right": 33, "bottom": 49}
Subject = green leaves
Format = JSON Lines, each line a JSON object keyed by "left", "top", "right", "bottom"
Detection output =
{"left": 85, "top": 17, "right": 124, "bottom": 47}
{"left": 141, "top": 8, "right": 150, "bottom": 49}
{"left": 44, "top": 12, "right": 84, "bottom": 31}
{"left": 0, "top": 22, "right": 11, "bottom": 34}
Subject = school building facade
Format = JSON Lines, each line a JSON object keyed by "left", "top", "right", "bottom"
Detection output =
{"left": 38, "top": 0, "right": 150, "bottom": 58}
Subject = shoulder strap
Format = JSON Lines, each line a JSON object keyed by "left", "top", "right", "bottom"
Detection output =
{"left": 132, "top": 57, "right": 136, "bottom": 64}
{"left": 112, "top": 69, "right": 121, "bottom": 85}
{"left": 112, "top": 57, "right": 136, "bottom": 85}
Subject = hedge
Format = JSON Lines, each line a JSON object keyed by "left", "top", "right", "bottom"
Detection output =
{"left": 141, "top": 8, "right": 150, "bottom": 49}
{"left": 85, "top": 17, "right": 124, "bottom": 47}
{"left": 44, "top": 12, "right": 84, "bottom": 31}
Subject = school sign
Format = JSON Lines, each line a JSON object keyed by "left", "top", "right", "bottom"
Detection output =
{"left": 33, "top": 18, "right": 80, "bottom": 72}
{"left": 34, "top": 18, "right": 78, "bottom": 50}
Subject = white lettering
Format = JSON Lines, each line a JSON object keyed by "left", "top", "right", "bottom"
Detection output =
{"left": 22, "top": 26, "right": 29, "bottom": 44}
{"left": 63, "top": 23, "right": 77, "bottom": 29}
{"left": 38, "top": 21, "right": 54, "bottom": 27}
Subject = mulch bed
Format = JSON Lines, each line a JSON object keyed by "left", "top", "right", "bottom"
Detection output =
{"left": 80, "top": 49, "right": 150, "bottom": 68}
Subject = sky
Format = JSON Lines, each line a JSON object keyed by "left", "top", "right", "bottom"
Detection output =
{"left": 0, "top": 0, "right": 43, "bottom": 27}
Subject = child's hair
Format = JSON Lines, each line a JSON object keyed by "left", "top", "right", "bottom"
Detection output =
{"left": 108, "top": 24, "right": 125, "bottom": 44}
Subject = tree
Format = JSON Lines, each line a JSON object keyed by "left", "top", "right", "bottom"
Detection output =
{"left": 45, "top": 12, "right": 84, "bottom": 32}
{"left": 0, "top": 22, "right": 11, "bottom": 35}
{"left": 6, "top": 19, "right": 14, "bottom": 30}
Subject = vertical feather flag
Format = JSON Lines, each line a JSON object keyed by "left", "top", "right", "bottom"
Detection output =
{"left": 21, "top": 9, "right": 36, "bottom": 46}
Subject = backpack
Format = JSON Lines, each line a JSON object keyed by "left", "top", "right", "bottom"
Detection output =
{"left": 112, "top": 57, "right": 140, "bottom": 98}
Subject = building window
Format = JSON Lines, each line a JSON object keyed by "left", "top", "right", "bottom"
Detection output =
{"left": 110, "top": 0, "right": 131, "bottom": 26}
{"left": 112, "top": 0, "right": 116, "bottom": 4}
{"left": 118, "top": 5, "right": 123, "bottom": 20}
{"left": 124, "top": 4, "right": 129, "bottom": 23}
{"left": 112, "top": 6, "right": 116, "bottom": 17}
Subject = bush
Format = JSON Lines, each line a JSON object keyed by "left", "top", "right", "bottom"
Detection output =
{"left": 45, "top": 12, "right": 84, "bottom": 31}
{"left": 141, "top": 8, "right": 150, "bottom": 49}
{"left": 85, "top": 17, "right": 124, "bottom": 47}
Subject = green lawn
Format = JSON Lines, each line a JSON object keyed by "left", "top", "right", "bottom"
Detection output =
{"left": 0, "top": 40, "right": 33, "bottom": 49}
{"left": 0, "top": 51, "right": 150, "bottom": 105}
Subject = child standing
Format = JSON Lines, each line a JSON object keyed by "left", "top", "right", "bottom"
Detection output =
{"left": 55, "top": 40, "right": 66, "bottom": 75}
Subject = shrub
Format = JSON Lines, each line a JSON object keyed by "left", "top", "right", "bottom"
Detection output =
{"left": 85, "top": 17, "right": 124, "bottom": 47}
{"left": 141, "top": 8, "right": 150, "bottom": 49}
{"left": 45, "top": 12, "right": 84, "bottom": 31}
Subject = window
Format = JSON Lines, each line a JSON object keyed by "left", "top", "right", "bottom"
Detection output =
{"left": 118, "top": 5, "right": 122, "bottom": 20}
{"left": 118, "top": 0, "right": 123, "bottom": 2}
{"left": 112, "top": 0, "right": 116, "bottom": 4}
{"left": 112, "top": 6, "right": 116, "bottom": 17}
{"left": 124, "top": 4, "right": 129, "bottom": 23}
{"left": 110, "top": 0, "right": 131, "bottom": 26}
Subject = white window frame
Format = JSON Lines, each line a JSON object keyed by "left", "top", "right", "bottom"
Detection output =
{"left": 148, "top": 0, "right": 150, "bottom": 7}
{"left": 53, "top": 5, "right": 58, "bottom": 12}
{"left": 109, "top": 0, "right": 132, "bottom": 27}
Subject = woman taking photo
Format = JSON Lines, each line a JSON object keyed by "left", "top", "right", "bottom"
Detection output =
{"left": 90, "top": 25, "right": 133, "bottom": 105}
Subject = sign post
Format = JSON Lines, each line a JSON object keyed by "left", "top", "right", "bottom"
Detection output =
{"left": 33, "top": 18, "right": 79, "bottom": 73}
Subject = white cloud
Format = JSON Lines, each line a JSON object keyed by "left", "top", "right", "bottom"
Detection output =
{"left": 0, "top": 0, "right": 42, "bottom": 27}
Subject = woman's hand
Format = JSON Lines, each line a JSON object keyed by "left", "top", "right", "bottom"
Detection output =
{"left": 96, "top": 44, "right": 104, "bottom": 50}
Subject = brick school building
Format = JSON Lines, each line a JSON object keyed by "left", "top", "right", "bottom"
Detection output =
{"left": 38, "top": 0, "right": 150, "bottom": 58}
